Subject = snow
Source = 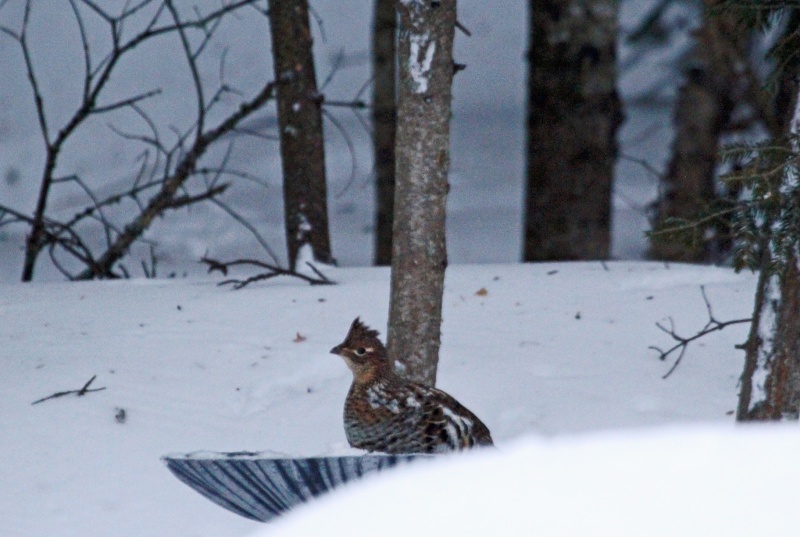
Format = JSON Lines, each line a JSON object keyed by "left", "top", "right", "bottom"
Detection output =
{"left": 2, "top": 261, "right": 778, "bottom": 537}
{"left": 408, "top": 33, "right": 435, "bottom": 94}
{"left": 1, "top": 2, "right": 792, "bottom": 536}
{"left": 261, "top": 425, "right": 800, "bottom": 537}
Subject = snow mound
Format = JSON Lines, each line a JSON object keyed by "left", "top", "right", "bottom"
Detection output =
{"left": 261, "top": 425, "right": 800, "bottom": 537}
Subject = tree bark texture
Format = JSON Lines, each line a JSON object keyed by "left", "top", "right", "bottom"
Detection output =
{"left": 650, "top": 3, "right": 748, "bottom": 262}
{"left": 372, "top": 0, "right": 397, "bottom": 266}
{"left": 387, "top": 0, "right": 456, "bottom": 387}
{"left": 737, "top": 81, "right": 800, "bottom": 422}
{"left": 524, "top": 0, "right": 622, "bottom": 261}
{"left": 268, "top": 0, "right": 332, "bottom": 270}
{"left": 772, "top": 9, "right": 800, "bottom": 133}
{"left": 738, "top": 255, "right": 800, "bottom": 421}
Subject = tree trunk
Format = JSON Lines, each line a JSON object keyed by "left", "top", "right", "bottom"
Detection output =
{"left": 523, "top": 0, "right": 622, "bottom": 261}
{"left": 772, "top": 9, "right": 800, "bottom": 132}
{"left": 738, "top": 253, "right": 800, "bottom": 420}
{"left": 737, "top": 81, "right": 800, "bottom": 422}
{"left": 650, "top": 2, "right": 748, "bottom": 262}
{"left": 372, "top": 0, "right": 397, "bottom": 266}
{"left": 387, "top": 0, "right": 456, "bottom": 387}
{"left": 268, "top": 0, "right": 333, "bottom": 270}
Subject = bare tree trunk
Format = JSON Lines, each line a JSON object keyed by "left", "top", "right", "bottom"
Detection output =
{"left": 650, "top": 3, "right": 748, "bottom": 262}
{"left": 387, "top": 0, "right": 456, "bottom": 387}
{"left": 523, "top": 0, "right": 622, "bottom": 262}
{"left": 372, "top": 0, "right": 397, "bottom": 266}
{"left": 268, "top": 0, "right": 333, "bottom": 270}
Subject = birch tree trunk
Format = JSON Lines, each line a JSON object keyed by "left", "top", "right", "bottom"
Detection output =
{"left": 268, "top": 0, "right": 332, "bottom": 270}
{"left": 387, "top": 0, "right": 456, "bottom": 387}
{"left": 737, "top": 85, "right": 800, "bottom": 422}
{"left": 372, "top": 0, "right": 397, "bottom": 266}
{"left": 523, "top": 0, "right": 622, "bottom": 261}
{"left": 650, "top": 3, "right": 748, "bottom": 262}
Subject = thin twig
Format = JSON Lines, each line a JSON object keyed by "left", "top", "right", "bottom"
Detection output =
{"left": 208, "top": 197, "right": 281, "bottom": 266}
{"left": 324, "top": 108, "right": 359, "bottom": 199}
{"left": 202, "top": 257, "right": 335, "bottom": 288}
{"left": 32, "top": 375, "right": 106, "bottom": 405}
{"left": 455, "top": 20, "right": 472, "bottom": 37}
{"left": 650, "top": 285, "right": 752, "bottom": 378}
{"left": 324, "top": 99, "right": 368, "bottom": 109}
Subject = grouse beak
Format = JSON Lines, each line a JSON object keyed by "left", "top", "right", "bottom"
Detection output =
{"left": 330, "top": 344, "right": 342, "bottom": 355}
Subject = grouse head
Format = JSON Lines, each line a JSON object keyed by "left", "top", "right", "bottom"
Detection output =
{"left": 330, "top": 317, "right": 390, "bottom": 380}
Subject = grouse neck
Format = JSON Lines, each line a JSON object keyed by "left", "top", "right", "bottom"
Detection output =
{"left": 352, "top": 359, "right": 397, "bottom": 386}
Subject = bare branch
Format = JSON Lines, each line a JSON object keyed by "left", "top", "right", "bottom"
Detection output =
{"left": 75, "top": 80, "right": 279, "bottom": 280}
{"left": 67, "top": 0, "right": 92, "bottom": 99}
{"left": 18, "top": 0, "right": 50, "bottom": 145}
{"left": 231, "top": 126, "right": 280, "bottom": 141}
{"left": 208, "top": 197, "right": 281, "bottom": 265}
{"left": 168, "top": 183, "right": 229, "bottom": 209}
{"left": 619, "top": 152, "right": 663, "bottom": 182}
{"left": 650, "top": 286, "right": 752, "bottom": 378}
{"left": 164, "top": 0, "right": 205, "bottom": 136}
{"left": 455, "top": 20, "right": 472, "bottom": 37}
{"left": 92, "top": 88, "right": 162, "bottom": 114}
{"left": 6, "top": 0, "right": 274, "bottom": 280}
{"left": 32, "top": 375, "right": 106, "bottom": 405}
{"left": 201, "top": 257, "right": 335, "bottom": 288}
{"left": 324, "top": 99, "right": 368, "bottom": 109}
{"left": 323, "top": 108, "right": 359, "bottom": 199}
{"left": 320, "top": 47, "right": 345, "bottom": 91}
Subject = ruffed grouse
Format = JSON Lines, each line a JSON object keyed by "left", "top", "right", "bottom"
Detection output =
{"left": 330, "top": 318, "right": 493, "bottom": 454}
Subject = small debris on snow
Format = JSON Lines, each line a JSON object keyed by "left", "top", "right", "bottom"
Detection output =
{"left": 475, "top": 287, "right": 488, "bottom": 296}
{"left": 293, "top": 332, "right": 307, "bottom": 343}
{"left": 115, "top": 408, "right": 127, "bottom": 424}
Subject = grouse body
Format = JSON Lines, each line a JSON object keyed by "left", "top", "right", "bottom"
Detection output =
{"left": 330, "top": 318, "right": 493, "bottom": 454}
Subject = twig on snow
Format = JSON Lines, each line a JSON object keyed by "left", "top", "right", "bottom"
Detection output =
{"left": 32, "top": 375, "right": 106, "bottom": 405}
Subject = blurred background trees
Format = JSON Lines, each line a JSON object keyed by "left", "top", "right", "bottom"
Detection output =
{"left": 523, "top": 0, "right": 622, "bottom": 262}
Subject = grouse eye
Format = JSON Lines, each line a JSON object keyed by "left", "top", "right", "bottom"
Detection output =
{"left": 355, "top": 347, "right": 367, "bottom": 356}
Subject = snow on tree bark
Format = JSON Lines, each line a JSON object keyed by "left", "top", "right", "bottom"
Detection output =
{"left": 524, "top": 0, "right": 622, "bottom": 261}
{"left": 268, "top": 0, "right": 332, "bottom": 270}
{"left": 737, "top": 85, "right": 800, "bottom": 421}
{"left": 387, "top": 0, "right": 456, "bottom": 387}
{"left": 372, "top": 0, "right": 397, "bottom": 266}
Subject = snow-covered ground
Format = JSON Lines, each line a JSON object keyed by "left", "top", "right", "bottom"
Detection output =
{"left": 4, "top": 2, "right": 789, "bottom": 536}
{"left": 2, "top": 261, "right": 774, "bottom": 537}
{"left": 265, "top": 425, "right": 800, "bottom": 537}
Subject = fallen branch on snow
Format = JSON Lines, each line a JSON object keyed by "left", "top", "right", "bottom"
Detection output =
{"left": 32, "top": 375, "right": 106, "bottom": 405}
